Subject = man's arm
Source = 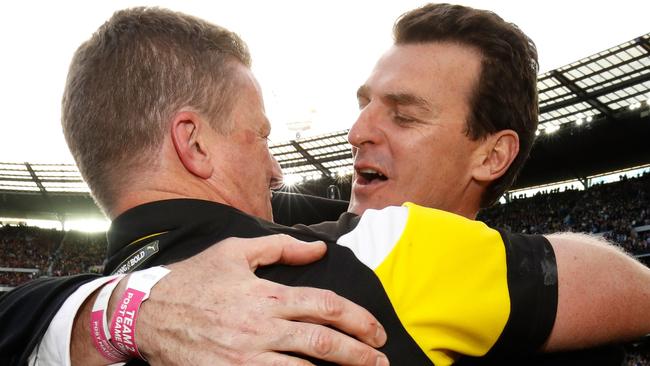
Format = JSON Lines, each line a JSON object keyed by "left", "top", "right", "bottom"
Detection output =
{"left": 331, "top": 203, "right": 649, "bottom": 363}
{"left": 66, "top": 234, "right": 388, "bottom": 366}
{"left": 2, "top": 235, "right": 387, "bottom": 365}
{"left": 0, "top": 235, "right": 388, "bottom": 365}
{"left": 0, "top": 275, "right": 100, "bottom": 365}
{"left": 543, "top": 232, "right": 650, "bottom": 351}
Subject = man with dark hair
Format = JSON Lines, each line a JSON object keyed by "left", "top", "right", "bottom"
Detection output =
{"left": 2, "top": 4, "right": 649, "bottom": 366}
{"left": 352, "top": 2, "right": 539, "bottom": 214}
{"left": 347, "top": 4, "right": 650, "bottom": 354}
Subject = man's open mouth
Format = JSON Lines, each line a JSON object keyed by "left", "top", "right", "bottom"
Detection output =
{"left": 356, "top": 168, "right": 388, "bottom": 185}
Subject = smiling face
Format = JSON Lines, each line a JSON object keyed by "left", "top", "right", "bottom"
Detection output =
{"left": 347, "top": 42, "right": 486, "bottom": 217}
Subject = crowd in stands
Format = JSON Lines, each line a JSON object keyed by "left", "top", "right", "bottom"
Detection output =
{"left": 0, "top": 225, "right": 59, "bottom": 271}
{"left": 0, "top": 224, "right": 107, "bottom": 285}
{"left": 626, "top": 335, "right": 650, "bottom": 366}
{"left": 50, "top": 232, "right": 106, "bottom": 276}
{"left": 479, "top": 172, "right": 650, "bottom": 255}
{"left": 628, "top": 352, "right": 650, "bottom": 366}
{"left": 0, "top": 272, "right": 38, "bottom": 287}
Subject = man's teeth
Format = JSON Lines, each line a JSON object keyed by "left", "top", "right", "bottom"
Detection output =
{"left": 359, "top": 168, "right": 385, "bottom": 177}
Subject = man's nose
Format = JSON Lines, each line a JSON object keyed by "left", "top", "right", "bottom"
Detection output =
{"left": 347, "top": 105, "right": 383, "bottom": 148}
{"left": 269, "top": 152, "right": 283, "bottom": 190}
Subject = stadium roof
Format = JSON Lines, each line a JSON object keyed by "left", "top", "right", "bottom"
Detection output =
{"left": 1, "top": 32, "right": 649, "bottom": 198}
{"left": 537, "top": 33, "right": 650, "bottom": 132}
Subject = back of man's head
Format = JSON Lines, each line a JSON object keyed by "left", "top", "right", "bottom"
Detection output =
{"left": 62, "top": 7, "right": 251, "bottom": 213}
{"left": 393, "top": 3, "right": 539, "bottom": 207}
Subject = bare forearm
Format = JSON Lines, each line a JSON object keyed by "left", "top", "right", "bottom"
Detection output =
{"left": 543, "top": 232, "right": 650, "bottom": 351}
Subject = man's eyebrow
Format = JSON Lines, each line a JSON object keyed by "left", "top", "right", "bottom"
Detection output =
{"left": 356, "top": 85, "right": 433, "bottom": 113}
{"left": 385, "top": 92, "right": 433, "bottom": 113}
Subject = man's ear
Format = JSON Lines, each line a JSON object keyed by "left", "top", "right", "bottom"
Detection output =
{"left": 472, "top": 130, "right": 519, "bottom": 183}
{"left": 170, "top": 111, "right": 213, "bottom": 179}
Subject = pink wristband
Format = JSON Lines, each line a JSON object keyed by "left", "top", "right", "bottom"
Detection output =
{"left": 109, "top": 266, "right": 170, "bottom": 360}
{"left": 90, "top": 276, "right": 128, "bottom": 362}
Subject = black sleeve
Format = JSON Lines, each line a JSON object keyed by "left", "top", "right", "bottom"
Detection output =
{"left": 271, "top": 192, "right": 348, "bottom": 226}
{"left": 456, "top": 233, "right": 558, "bottom": 365}
{"left": 492, "top": 232, "right": 558, "bottom": 357}
{"left": 464, "top": 232, "right": 558, "bottom": 366}
{"left": 0, "top": 274, "right": 100, "bottom": 365}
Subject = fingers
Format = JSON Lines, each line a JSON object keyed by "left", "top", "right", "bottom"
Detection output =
{"left": 219, "top": 234, "right": 327, "bottom": 269}
{"left": 271, "top": 321, "right": 389, "bottom": 366}
{"left": 249, "top": 352, "right": 315, "bottom": 366}
{"left": 173, "top": 234, "right": 389, "bottom": 366}
{"left": 275, "top": 286, "right": 387, "bottom": 348}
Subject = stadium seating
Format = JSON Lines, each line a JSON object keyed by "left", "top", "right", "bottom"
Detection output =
{"left": 479, "top": 172, "right": 650, "bottom": 255}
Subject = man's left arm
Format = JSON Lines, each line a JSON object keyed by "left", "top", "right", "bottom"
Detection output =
{"left": 543, "top": 232, "right": 650, "bottom": 351}
{"left": 337, "top": 204, "right": 649, "bottom": 364}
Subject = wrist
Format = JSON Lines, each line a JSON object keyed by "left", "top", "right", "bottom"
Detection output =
{"left": 71, "top": 277, "right": 125, "bottom": 366}
{"left": 90, "top": 276, "right": 130, "bottom": 363}
{"left": 107, "top": 267, "right": 171, "bottom": 360}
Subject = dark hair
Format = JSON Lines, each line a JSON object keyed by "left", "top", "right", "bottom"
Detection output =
{"left": 61, "top": 7, "right": 251, "bottom": 212}
{"left": 394, "top": 3, "right": 539, "bottom": 207}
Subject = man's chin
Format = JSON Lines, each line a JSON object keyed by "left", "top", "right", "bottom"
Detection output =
{"left": 348, "top": 198, "right": 380, "bottom": 216}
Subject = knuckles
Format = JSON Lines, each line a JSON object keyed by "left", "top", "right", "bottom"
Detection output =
{"left": 310, "top": 328, "right": 335, "bottom": 358}
{"left": 319, "top": 289, "right": 344, "bottom": 319}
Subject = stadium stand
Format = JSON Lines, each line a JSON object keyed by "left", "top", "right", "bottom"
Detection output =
{"left": 0, "top": 225, "right": 106, "bottom": 288}
{"left": 478, "top": 172, "right": 650, "bottom": 256}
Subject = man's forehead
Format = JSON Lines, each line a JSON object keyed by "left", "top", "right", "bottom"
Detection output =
{"left": 362, "top": 43, "right": 481, "bottom": 106}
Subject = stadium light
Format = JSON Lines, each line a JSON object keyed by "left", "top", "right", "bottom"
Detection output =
{"left": 65, "top": 219, "right": 111, "bottom": 233}
{"left": 575, "top": 118, "right": 583, "bottom": 126}
{"left": 545, "top": 125, "right": 560, "bottom": 134}
{"left": 586, "top": 116, "right": 593, "bottom": 123}
{"left": 629, "top": 102, "right": 642, "bottom": 110}
{"left": 283, "top": 174, "right": 302, "bottom": 186}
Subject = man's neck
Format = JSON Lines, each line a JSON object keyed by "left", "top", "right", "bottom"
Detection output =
{"left": 110, "top": 182, "right": 229, "bottom": 219}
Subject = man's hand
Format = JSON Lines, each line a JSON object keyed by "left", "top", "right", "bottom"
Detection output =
{"left": 105, "top": 234, "right": 387, "bottom": 365}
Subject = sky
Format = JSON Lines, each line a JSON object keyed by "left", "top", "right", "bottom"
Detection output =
{"left": 0, "top": 0, "right": 648, "bottom": 164}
